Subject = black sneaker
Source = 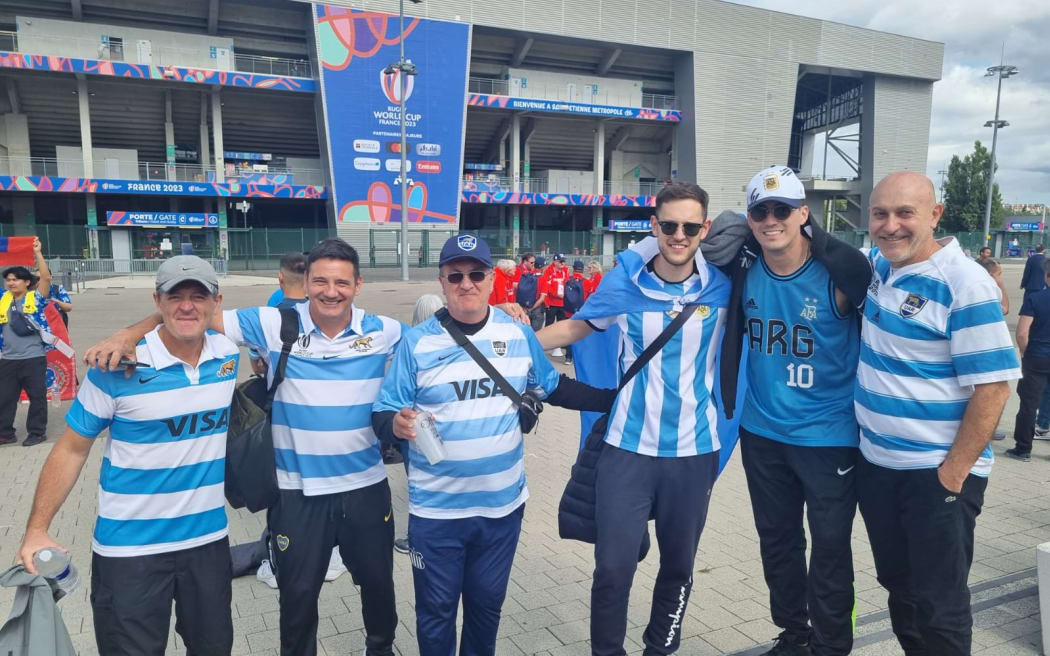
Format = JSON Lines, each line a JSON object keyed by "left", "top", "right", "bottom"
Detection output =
{"left": 393, "top": 538, "right": 410, "bottom": 554}
{"left": 0, "top": 435, "right": 15, "bottom": 446}
{"left": 22, "top": 435, "right": 46, "bottom": 447}
{"left": 1005, "top": 448, "right": 1031, "bottom": 462}
{"left": 761, "top": 633, "right": 811, "bottom": 656}
{"left": 1034, "top": 426, "right": 1050, "bottom": 441}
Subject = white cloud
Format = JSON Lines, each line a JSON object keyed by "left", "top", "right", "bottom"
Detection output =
{"left": 728, "top": 0, "right": 1050, "bottom": 203}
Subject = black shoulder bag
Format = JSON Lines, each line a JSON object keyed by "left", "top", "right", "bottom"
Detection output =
{"left": 226, "top": 308, "right": 298, "bottom": 512}
{"left": 557, "top": 303, "right": 700, "bottom": 554}
{"left": 437, "top": 308, "right": 544, "bottom": 433}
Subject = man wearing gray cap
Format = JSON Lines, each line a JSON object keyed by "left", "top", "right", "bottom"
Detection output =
{"left": 18, "top": 255, "right": 240, "bottom": 655}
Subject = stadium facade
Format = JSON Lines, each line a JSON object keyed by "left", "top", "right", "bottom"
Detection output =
{"left": 0, "top": 0, "right": 942, "bottom": 265}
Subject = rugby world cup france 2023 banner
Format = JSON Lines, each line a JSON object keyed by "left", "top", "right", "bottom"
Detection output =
{"left": 314, "top": 4, "right": 470, "bottom": 225}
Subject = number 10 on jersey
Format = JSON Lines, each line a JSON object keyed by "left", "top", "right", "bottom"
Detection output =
{"left": 786, "top": 363, "right": 814, "bottom": 389}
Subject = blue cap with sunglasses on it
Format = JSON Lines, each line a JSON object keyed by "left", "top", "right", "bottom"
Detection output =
{"left": 439, "top": 234, "right": 493, "bottom": 268}
{"left": 746, "top": 166, "right": 806, "bottom": 211}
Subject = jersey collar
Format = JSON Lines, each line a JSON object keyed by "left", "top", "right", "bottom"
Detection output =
{"left": 296, "top": 301, "right": 365, "bottom": 339}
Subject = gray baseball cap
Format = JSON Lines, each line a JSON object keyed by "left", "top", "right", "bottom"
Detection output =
{"left": 156, "top": 255, "right": 219, "bottom": 294}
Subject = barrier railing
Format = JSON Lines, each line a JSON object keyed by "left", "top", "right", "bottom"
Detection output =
{"left": 467, "top": 77, "right": 678, "bottom": 110}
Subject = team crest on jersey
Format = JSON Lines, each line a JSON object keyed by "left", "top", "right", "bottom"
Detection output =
{"left": 351, "top": 336, "right": 374, "bottom": 352}
{"left": 216, "top": 359, "right": 236, "bottom": 378}
{"left": 492, "top": 340, "right": 507, "bottom": 357}
{"left": 293, "top": 333, "right": 312, "bottom": 357}
{"left": 900, "top": 293, "right": 928, "bottom": 318}
{"left": 666, "top": 310, "right": 679, "bottom": 319}
{"left": 697, "top": 305, "right": 710, "bottom": 319}
{"left": 800, "top": 297, "right": 818, "bottom": 321}
{"left": 275, "top": 534, "right": 290, "bottom": 551}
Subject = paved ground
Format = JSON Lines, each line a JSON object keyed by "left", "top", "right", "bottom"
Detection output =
{"left": 0, "top": 262, "right": 1045, "bottom": 655}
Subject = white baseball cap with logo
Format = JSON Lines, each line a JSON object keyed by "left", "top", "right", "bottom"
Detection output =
{"left": 746, "top": 166, "right": 806, "bottom": 211}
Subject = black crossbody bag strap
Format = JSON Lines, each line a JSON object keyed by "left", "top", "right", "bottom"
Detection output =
{"left": 437, "top": 308, "right": 525, "bottom": 407}
{"left": 615, "top": 303, "right": 699, "bottom": 393}
{"left": 264, "top": 307, "right": 300, "bottom": 411}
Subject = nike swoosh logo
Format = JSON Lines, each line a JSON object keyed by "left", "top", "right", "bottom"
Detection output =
{"left": 438, "top": 353, "right": 454, "bottom": 361}
{"left": 138, "top": 374, "right": 160, "bottom": 384}
{"left": 837, "top": 466, "right": 855, "bottom": 476}
{"left": 384, "top": 509, "right": 392, "bottom": 522}
{"left": 323, "top": 355, "right": 340, "bottom": 360}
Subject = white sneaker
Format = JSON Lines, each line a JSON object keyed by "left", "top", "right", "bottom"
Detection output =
{"left": 325, "top": 547, "right": 347, "bottom": 582}
{"left": 256, "top": 559, "right": 278, "bottom": 589}
{"left": 551, "top": 347, "right": 564, "bottom": 357}
{"left": 1035, "top": 426, "right": 1050, "bottom": 440}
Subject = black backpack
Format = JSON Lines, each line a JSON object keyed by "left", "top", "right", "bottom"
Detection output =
{"left": 225, "top": 308, "right": 298, "bottom": 512}
{"left": 517, "top": 272, "right": 539, "bottom": 308}
{"left": 563, "top": 277, "right": 586, "bottom": 314}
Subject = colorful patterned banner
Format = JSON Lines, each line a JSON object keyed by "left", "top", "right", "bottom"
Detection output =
{"left": 0, "top": 52, "right": 316, "bottom": 93}
{"left": 468, "top": 93, "right": 681, "bottom": 122}
{"left": 461, "top": 181, "right": 654, "bottom": 208}
{"left": 0, "top": 176, "right": 326, "bottom": 199}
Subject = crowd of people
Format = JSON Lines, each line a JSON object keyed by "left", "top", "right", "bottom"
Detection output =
{"left": 10, "top": 165, "right": 1024, "bottom": 656}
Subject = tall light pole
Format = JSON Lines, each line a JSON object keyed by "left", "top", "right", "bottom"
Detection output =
{"left": 385, "top": 0, "right": 421, "bottom": 281}
{"left": 981, "top": 60, "right": 1018, "bottom": 247}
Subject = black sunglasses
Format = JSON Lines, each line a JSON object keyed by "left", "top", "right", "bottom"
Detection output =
{"left": 443, "top": 270, "right": 489, "bottom": 284}
{"left": 749, "top": 204, "right": 795, "bottom": 221}
{"left": 658, "top": 221, "right": 705, "bottom": 237}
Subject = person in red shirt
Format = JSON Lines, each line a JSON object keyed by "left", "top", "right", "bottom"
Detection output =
{"left": 585, "top": 261, "right": 603, "bottom": 296}
{"left": 542, "top": 254, "right": 571, "bottom": 357}
{"left": 488, "top": 259, "right": 516, "bottom": 305}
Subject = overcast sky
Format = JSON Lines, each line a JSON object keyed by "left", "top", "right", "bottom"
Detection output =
{"left": 729, "top": 0, "right": 1050, "bottom": 205}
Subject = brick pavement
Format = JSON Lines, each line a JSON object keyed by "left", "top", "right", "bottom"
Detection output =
{"left": 0, "top": 264, "right": 1044, "bottom": 655}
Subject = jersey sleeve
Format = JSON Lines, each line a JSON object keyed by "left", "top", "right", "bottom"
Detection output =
{"left": 266, "top": 289, "right": 283, "bottom": 307}
{"left": 373, "top": 334, "right": 419, "bottom": 413}
{"left": 948, "top": 276, "right": 1021, "bottom": 386}
{"left": 523, "top": 327, "right": 561, "bottom": 398}
{"left": 65, "top": 368, "right": 116, "bottom": 438}
{"left": 1020, "top": 294, "right": 1036, "bottom": 317}
{"left": 223, "top": 307, "right": 269, "bottom": 353}
{"left": 585, "top": 314, "right": 618, "bottom": 331}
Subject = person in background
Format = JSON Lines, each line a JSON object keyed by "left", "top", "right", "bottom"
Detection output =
{"left": 266, "top": 252, "right": 309, "bottom": 309}
{"left": 1009, "top": 258, "right": 1050, "bottom": 462}
{"left": 1020, "top": 244, "right": 1047, "bottom": 303}
{"left": 542, "top": 254, "right": 571, "bottom": 358}
{"left": 515, "top": 254, "right": 547, "bottom": 333}
{"left": 562, "top": 261, "right": 589, "bottom": 364}
{"left": 584, "top": 261, "right": 603, "bottom": 296}
{"left": 976, "top": 248, "right": 1009, "bottom": 316}
{"left": 0, "top": 238, "right": 52, "bottom": 447}
{"left": 48, "top": 280, "right": 73, "bottom": 327}
{"left": 489, "top": 259, "right": 516, "bottom": 306}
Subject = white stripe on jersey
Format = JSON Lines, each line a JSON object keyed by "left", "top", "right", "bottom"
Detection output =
{"left": 98, "top": 482, "right": 226, "bottom": 522}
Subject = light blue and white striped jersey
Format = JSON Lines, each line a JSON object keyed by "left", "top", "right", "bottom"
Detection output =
{"left": 741, "top": 257, "right": 860, "bottom": 447}
{"left": 857, "top": 238, "right": 1020, "bottom": 476}
{"left": 224, "top": 303, "right": 402, "bottom": 496}
{"left": 65, "top": 328, "right": 239, "bottom": 557}
{"left": 579, "top": 240, "right": 731, "bottom": 458}
{"left": 373, "top": 308, "right": 560, "bottom": 520}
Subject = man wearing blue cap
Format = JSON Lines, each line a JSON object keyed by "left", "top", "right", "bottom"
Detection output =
{"left": 373, "top": 234, "right": 615, "bottom": 656}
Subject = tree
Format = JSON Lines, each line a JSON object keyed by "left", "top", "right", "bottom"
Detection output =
{"left": 940, "top": 141, "right": 1005, "bottom": 233}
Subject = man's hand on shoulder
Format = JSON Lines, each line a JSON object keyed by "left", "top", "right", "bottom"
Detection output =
{"left": 83, "top": 329, "right": 139, "bottom": 375}
{"left": 496, "top": 302, "right": 529, "bottom": 325}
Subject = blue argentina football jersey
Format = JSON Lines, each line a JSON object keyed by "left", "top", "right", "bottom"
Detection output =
{"left": 65, "top": 328, "right": 239, "bottom": 557}
{"left": 587, "top": 265, "right": 729, "bottom": 457}
{"left": 740, "top": 256, "right": 860, "bottom": 446}
{"left": 224, "top": 303, "right": 402, "bottom": 495}
{"left": 856, "top": 238, "right": 1020, "bottom": 476}
{"left": 373, "top": 308, "right": 560, "bottom": 520}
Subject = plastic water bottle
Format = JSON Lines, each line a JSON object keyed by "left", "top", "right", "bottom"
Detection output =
{"left": 49, "top": 382, "right": 61, "bottom": 408}
{"left": 33, "top": 548, "right": 79, "bottom": 597}
{"left": 412, "top": 411, "right": 447, "bottom": 465}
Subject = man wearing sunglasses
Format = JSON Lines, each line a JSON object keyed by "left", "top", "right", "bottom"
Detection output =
{"left": 731, "top": 166, "right": 868, "bottom": 656}
{"left": 373, "top": 235, "right": 615, "bottom": 656}
{"left": 538, "top": 182, "right": 731, "bottom": 656}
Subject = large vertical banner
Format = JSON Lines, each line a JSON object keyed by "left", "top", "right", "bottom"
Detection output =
{"left": 314, "top": 5, "right": 470, "bottom": 224}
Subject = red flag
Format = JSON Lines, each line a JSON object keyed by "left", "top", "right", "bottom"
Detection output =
{"left": 0, "top": 237, "right": 36, "bottom": 267}
{"left": 19, "top": 302, "right": 78, "bottom": 404}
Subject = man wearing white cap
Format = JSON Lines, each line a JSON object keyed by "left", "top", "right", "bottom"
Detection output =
{"left": 18, "top": 255, "right": 239, "bottom": 654}
{"left": 729, "top": 166, "right": 870, "bottom": 656}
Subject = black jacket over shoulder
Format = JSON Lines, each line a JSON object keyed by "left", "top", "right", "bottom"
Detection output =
{"left": 717, "top": 219, "right": 873, "bottom": 419}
